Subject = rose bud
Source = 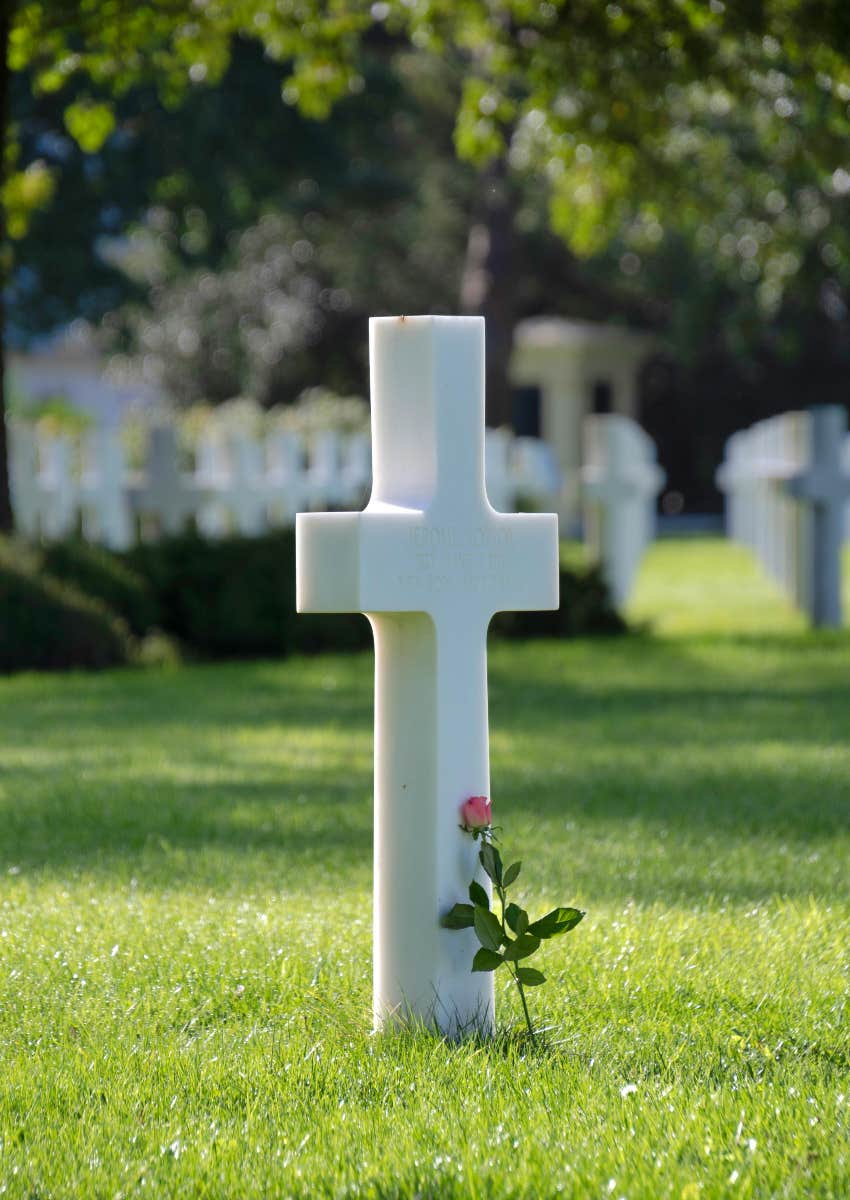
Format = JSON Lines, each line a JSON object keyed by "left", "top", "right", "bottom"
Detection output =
{"left": 459, "top": 795, "right": 492, "bottom": 833}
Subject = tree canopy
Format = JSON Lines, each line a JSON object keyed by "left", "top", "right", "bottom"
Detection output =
{"left": 12, "top": 1, "right": 850, "bottom": 303}
{"left": 5, "top": 1, "right": 850, "bottom": 523}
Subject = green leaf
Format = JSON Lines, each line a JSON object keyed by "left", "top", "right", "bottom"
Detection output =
{"left": 440, "top": 903, "right": 475, "bottom": 930}
{"left": 472, "top": 947, "right": 503, "bottom": 973}
{"left": 479, "top": 841, "right": 503, "bottom": 886}
{"left": 63, "top": 100, "right": 116, "bottom": 154}
{"left": 473, "top": 906, "right": 503, "bottom": 952}
{"left": 503, "top": 933, "right": 540, "bottom": 962}
{"left": 468, "top": 879, "right": 489, "bottom": 909}
{"left": 505, "top": 903, "right": 530, "bottom": 935}
{"left": 502, "top": 861, "right": 521, "bottom": 888}
{"left": 527, "top": 907, "right": 585, "bottom": 939}
{"left": 515, "top": 967, "right": 546, "bottom": 986}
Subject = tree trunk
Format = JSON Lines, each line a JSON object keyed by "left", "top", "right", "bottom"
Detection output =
{"left": 459, "top": 157, "right": 517, "bottom": 429}
{"left": 0, "top": 4, "right": 14, "bottom": 533}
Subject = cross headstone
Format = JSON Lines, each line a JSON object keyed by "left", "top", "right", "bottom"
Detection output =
{"left": 227, "top": 431, "right": 268, "bottom": 536}
{"left": 40, "top": 433, "right": 78, "bottom": 540}
{"left": 81, "top": 427, "right": 133, "bottom": 550}
{"left": 132, "top": 425, "right": 194, "bottom": 539}
{"left": 786, "top": 405, "right": 850, "bottom": 628}
{"left": 716, "top": 430, "right": 756, "bottom": 547}
{"left": 8, "top": 422, "right": 41, "bottom": 538}
{"left": 581, "top": 415, "right": 664, "bottom": 607}
{"left": 296, "top": 316, "right": 558, "bottom": 1038}
{"left": 194, "top": 428, "right": 231, "bottom": 538}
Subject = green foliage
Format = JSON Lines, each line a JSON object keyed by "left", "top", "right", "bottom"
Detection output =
{"left": 502, "top": 933, "right": 540, "bottom": 962}
{"left": 442, "top": 824, "right": 585, "bottom": 1037}
{"left": 6, "top": 393, "right": 92, "bottom": 435}
{"left": 6, "top": 0, "right": 237, "bottom": 244}
{"left": 440, "top": 903, "right": 475, "bottom": 930}
{"left": 10, "top": 2, "right": 236, "bottom": 103}
{"left": 479, "top": 839, "right": 502, "bottom": 886}
{"left": 11, "top": 41, "right": 471, "bottom": 365}
{"left": 1, "top": 153, "right": 55, "bottom": 240}
{"left": 0, "top": 538, "right": 132, "bottom": 672}
{"left": 125, "top": 531, "right": 291, "bottom": 659}
{"left": 490, "top": 563, "right": 627, "bottom": 640}
{"left": 515, "top": 966, "right": 545, "bottom": 986}
{"left": 527, "top": 907, "right": 585, "bottom": 939}
{"left": 62, "top": 99, "right": 116, "bottom": 153}
{"left": 502, "top": 860, "right": 521, "bottom": 887}
{"left": 471, "top": 947, "right": 503, "bottom": 973}
{"left": 472, "top": 906, "right": 503, "bottom": 953}
{"left": 41, "top": 539, "right": 159, "bottom": 637}
{"left": 11, "top": 0, "right": 850, "bottom": 372}
{"left": 124, "top": 529, "right": 371, "bottom": 660}
{"left": 100, "top": 49, "right": 472, "bottom": 404}
{"left": 504, "top": 902, "right": 528, "bottom": 935}
{"left": 231, "top": 1, "right": 850, "bottom": 359}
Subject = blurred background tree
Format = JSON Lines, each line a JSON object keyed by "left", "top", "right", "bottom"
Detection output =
{"left": 5, "top": 1, "right": 850, "bottom": 525}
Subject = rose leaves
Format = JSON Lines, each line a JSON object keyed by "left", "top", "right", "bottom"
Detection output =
{"left": 441, "top": 839, "right": 584, "bottom": 986}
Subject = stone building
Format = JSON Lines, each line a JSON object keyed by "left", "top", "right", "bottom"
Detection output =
{"left": 510, "top": 317, "right": 654, "bottom": 527}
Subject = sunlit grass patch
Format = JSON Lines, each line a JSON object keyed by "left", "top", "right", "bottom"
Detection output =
{"left": 628, "top": 536, "right": 850, "bottom": 636}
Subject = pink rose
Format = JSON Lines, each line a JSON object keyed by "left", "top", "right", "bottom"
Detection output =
{"left": 460, "top": 795, "right": 492, "bottom": 833}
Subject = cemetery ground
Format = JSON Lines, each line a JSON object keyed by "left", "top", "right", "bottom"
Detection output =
{"left": 1, "top": 540, "right": 848, "bottom": 1198}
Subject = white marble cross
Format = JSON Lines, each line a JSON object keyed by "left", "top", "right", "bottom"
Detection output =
{"left": 135, "top": 425, "right": 194, "bottom": 538}
{"left": 81, "top": 427, "right": 133, "bottom": 550}
{"left": 227, "top": 432, "right": 268, "bottom": 536}
{"left": 581, "top": 415, "right": 664, "bottom": 607}
{"left": 40, "top": 434, "right": 78, "bottom": 540}
{"left": 296, "top": 316, "right": 559, "bottom": 1038}
{"left": 194, "top": 428, "right": 231, "bottom": 538}
{"left": 786, "top": 405, "right": 850, "bottom": 628}
{"left": 8, "top": 422, "right": 41, "bottom": 538}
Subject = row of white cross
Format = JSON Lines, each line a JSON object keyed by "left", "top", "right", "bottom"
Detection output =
{"left": 7, "top": 420, "right": 562, "bottom": 551}
{"left": 6, "top": 412, "right": 667, "bottom": 607}
{"left": 716, "top": 405, "right": 850, "bottom": 627}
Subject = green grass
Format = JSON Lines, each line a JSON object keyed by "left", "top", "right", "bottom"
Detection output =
{"left": 628, "top": 536, "right": 850, "bottom": 636}
{"left": 1, "top": 538, "right": 849, "bottom": 1198}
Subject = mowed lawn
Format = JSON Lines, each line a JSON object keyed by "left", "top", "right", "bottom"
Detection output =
{"left": 1, "top": 539, "right": 848, "bottom": 1198}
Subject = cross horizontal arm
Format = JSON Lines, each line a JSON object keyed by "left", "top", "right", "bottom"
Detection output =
{"left": 295, "top": 512, "right": 361, "bottom": 613}
{"left": 296, "top": 509, "right": 558, "bottom": 619}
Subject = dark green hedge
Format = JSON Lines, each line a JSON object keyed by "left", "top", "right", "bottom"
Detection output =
{"left": 491, "top": 562, "right": 626, "bottom": 639}
{"left": 41, "top": 539, "right": 159, "bottom": 636}
{"left": 0, "top": 540, "right": 133, "bottom": 672}
{"left": 1, "top": 529, "right": 626, "bottom": 673}
{"left": 125, "top": 530, "right": 625, "bottom": 655}
{"left": 125, "top": 530, "right": 370, "bottom": 659}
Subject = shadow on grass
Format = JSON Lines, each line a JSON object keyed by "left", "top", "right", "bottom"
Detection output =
{"left": 1, "top": 635, "right": 848, "bottom": 904}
